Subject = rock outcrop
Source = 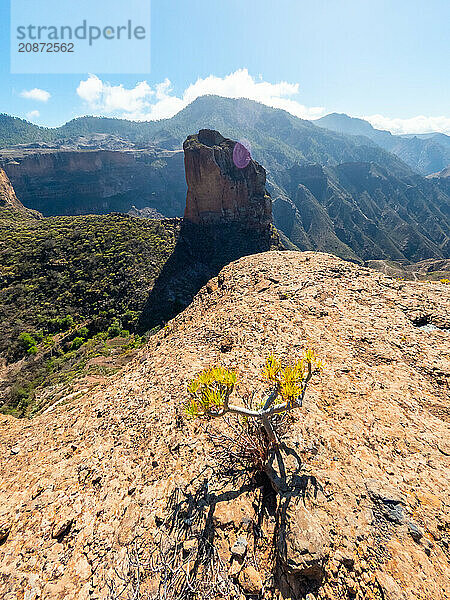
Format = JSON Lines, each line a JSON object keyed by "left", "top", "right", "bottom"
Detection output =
{"left": 138, "top": 130, "right": 278, "bottom": 329}
{"left": 0, "top": 167, "right": 39, "bottom": 217}
{"left": 183, "top": 129, "right": 272, "bottom": 230}
{"left": 0, "top": 251, "right": 449, "bottom": 599}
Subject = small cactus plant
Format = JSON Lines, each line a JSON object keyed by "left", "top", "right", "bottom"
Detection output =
{"left": 186, "top": 350, "right": 323, "bottom": 446}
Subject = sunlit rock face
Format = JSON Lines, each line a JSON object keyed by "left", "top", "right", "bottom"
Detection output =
{"left": 0, "top": 167, "right": 24, "bottom": 210}
{"left": 183, "top": 129, "right": 272, "bottom": 230}
{"left": 0, "top": 167, "right": 40, "bottom": 218}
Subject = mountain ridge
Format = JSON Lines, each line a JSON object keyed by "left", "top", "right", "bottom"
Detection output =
{"left": 315, "top": 112, "right": 450, "bottom": 175}
{"left": 1, "top": 97, "right": 448, "bottom": 263}
{"left": 1, "top": 97, "right": 414, "bottom": 177}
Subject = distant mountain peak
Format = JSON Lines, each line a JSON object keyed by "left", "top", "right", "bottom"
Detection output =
{"left": 315, "top": 112, "right": 449, "bottom": 175}
{"left": 315, "top": 112, "right": 381, "bottom": 136}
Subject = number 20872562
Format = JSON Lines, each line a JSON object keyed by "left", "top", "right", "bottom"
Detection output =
{"left": 18, "top": 43, "right": 74, "bottom": 52}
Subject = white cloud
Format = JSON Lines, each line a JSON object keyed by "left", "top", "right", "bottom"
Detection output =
{"left": 76, "top": 74, "right": 156, "bottom": 116}
{"left": 362, "top": 114, "right": 450, "bottom": 136}
{"left": 76, "top": 69, "right": 325, "bottom": 121}
{"left": 76, "top": 75, "right": 103, "bottom": 105}
{"left": 75, "top": 71, "right": 449, "bottom": 135}
{"left": 26, "top": 110, "right": 40, "bottom": 121}
{"left": 20, "top": 88, "right": 51, "bottom": 102}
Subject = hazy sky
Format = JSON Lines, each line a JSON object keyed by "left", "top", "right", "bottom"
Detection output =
{"left": 1, "top": 0, "right": 449, "bottom": 132}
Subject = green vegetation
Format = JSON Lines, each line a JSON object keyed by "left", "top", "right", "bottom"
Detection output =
{"left": 18, "top": 332, "right": 39, "bottom": 355}
{"left": 0, "top": 210, "right": 180, "bottom": 415}
{"left": 186, "top": 352, "right": 323, "bottom": 461}
{"left": 0, "top": 114, "right": 53, "bottom": 147}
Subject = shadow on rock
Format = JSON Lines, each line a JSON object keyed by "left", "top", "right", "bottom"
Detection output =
{"left": 264, "top": 445, "right": 333, "bottom": 598}
{"left": 138, "top": 219, "right": 276, "bottom": 332}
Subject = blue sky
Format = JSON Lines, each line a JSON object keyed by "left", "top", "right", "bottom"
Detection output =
{"left": 1, "top": 0, "right": 449, "bottom": 133}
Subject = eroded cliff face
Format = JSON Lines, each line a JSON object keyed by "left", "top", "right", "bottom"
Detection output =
{"left": 0, "top": 167, "right": 40, "bottom": 217}
{"left": 184, "top": 129, "right": 272, "bottom": 230}
{"left": 1, "top": 149, "right": 186, "bottom": 217}
{"left": 0, "top": 167, "right": 26, "bottom": 210}
{"left": 0, "top": 252, "right": 449, "bottom": 600}
{"left": 273, "top": 161, "right": 449, "bottom": 262}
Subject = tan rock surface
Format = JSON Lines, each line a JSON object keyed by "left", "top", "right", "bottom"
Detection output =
{"left": 0, "top": 251, "right": 449, "bottom": 599}
{"left": 238, "top": 564, "right": 263, "bottom": 593}
{"left": 0, "top": 167, "right": 21, "bottom": 209}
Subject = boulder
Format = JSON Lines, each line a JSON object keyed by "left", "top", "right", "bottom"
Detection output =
{"left": 238, "top": 565, "right": 263, "bottom": 593}
{"left": 277, "top": 497, "right": 331, "bottom": 580}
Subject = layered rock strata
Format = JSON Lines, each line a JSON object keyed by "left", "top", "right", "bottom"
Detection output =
{"left": 183, "top": 129, "right": 272, "bottom": 230}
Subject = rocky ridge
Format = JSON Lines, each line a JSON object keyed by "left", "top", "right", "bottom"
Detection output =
{"left": 314, "top": 112, "right": 450, "bottom": 176}
{"left": 273, "top": 162, "right": 449, "bottom": 262}
{"left": 0, "top": 251, "right": 449, "bottom": 599}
